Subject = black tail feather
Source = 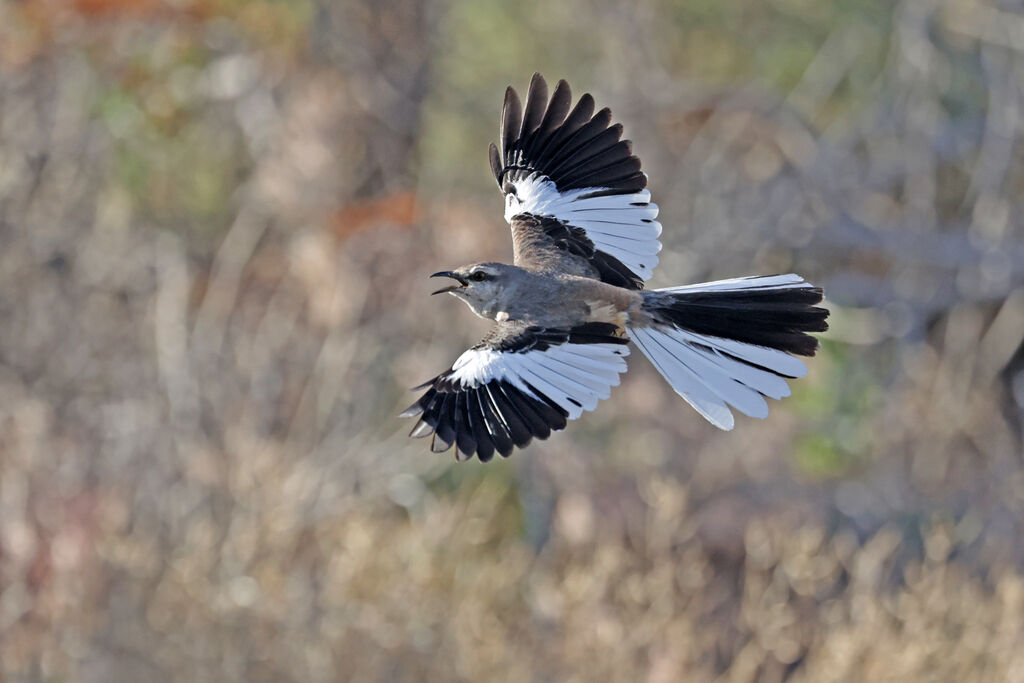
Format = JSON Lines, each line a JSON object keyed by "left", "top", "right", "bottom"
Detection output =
{"left": 647, "top": 282, "right": 829, "bottom": 356}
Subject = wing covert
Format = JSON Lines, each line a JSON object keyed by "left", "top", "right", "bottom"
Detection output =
{"left": 491, "top": 73, "right": 663, "bottom": 287}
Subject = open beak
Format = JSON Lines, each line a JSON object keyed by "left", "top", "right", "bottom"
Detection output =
{"left": 430, "top": 271, "right": 468, "bottom": 295}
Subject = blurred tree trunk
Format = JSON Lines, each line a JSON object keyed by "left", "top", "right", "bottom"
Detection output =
{"left": 309, "top": 0, "right": 437, "bottom": 200}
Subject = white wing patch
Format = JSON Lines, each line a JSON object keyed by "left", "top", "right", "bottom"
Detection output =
{"left": 628, "top": 325, "right": 806, "bottom": 431}
{"left": 505, "top": 175, "right": 663, "bottom": 281}
{"left": 450, "top": 339, "right": 630, "bottom": 420}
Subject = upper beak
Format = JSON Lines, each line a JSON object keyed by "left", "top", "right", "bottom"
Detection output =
{"left": 430, "top": 271, "right": 468, "bottom": 295}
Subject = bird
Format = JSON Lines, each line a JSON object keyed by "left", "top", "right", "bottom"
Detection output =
{"left": 400, "top": 74, "right": 828, "bottom": 462}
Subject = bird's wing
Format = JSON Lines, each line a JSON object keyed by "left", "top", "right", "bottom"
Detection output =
{"left": 400, "top": 321, "right": 630, "bottom": 461}
{"left": 490, "top": 73, "right": 662, "bottom": 289}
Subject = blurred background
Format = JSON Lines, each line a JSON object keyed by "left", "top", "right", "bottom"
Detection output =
{"left": 2, "top": 0, "right": 1024, "bottom": 680}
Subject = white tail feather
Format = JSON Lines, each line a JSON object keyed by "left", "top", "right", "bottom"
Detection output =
{"left": 657, "top": 273, "right": 808, "bottom": 293}
{"left": 627, "top": 325, "right": 805, "bottom": 430}
{"left": 627, "top": 273, "right": 823, "bottom": 429}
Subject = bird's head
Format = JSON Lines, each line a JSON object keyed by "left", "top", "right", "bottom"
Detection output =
{"left": 430, "top": 263, "right": 514, "bottom": 319}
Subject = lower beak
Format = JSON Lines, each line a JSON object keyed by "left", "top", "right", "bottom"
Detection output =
{"left": 429, "top": 271, "right": 468, "bottom": 295}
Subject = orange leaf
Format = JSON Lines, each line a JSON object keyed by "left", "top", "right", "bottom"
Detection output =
{"left": 332, "top": 191, "right": 418, "bottom": 240}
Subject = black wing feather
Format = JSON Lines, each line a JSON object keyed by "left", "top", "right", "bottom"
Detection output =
{"left": 478, "top": 390, "right": 514, "bottom": 458}
{"left": 491, "top": 77, "right": 646, "bottom": 197}
{"left": 467, "top": 392, "right": 496, "bottom": 462}
{"left": 488, "top": 143, "right": 502, "bottom": 188}
{"left": 453, "top": 393, "right": 477, "bottom": 460}
{"left": 524, "top": 79, "right": 572, "bottom": 161}
{"left": 496, "top": 381, "right": 551, "bottom": 440}
{"left": 532, "top": 92, "right": 595, "bottom": 169}
{"left": 519, "top": 74, "right": 549, "bottom": 144}
{"left": 485, "top": 384, "right": 532, "bottom": 449}
{"left": 431, "top": 393, "right": 457, "bottom": 453}
{"left": 500, "top": 86, "right": 523, "bottom": 161}
{"left": 546, "top": 122, "right": 623, "bottom": 180}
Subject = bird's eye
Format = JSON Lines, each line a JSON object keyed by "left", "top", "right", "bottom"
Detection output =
{"left": 469, "top": 271, "right": 487, "bottom": 282}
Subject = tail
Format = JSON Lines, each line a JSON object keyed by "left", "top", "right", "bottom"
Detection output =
{"left": 626, "top": 274, "right": 829, "bottom": 430}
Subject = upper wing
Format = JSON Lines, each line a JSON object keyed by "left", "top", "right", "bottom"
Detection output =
{"left": 400, "top": 322, "right": 630, "bottom": 462}
{"left": 489, "top": 73, "right": 662, "bottom": 289}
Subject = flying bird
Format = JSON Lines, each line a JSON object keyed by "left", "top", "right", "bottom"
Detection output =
{"left": 401, "top": 74, "right": 828, "bottom": 461}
